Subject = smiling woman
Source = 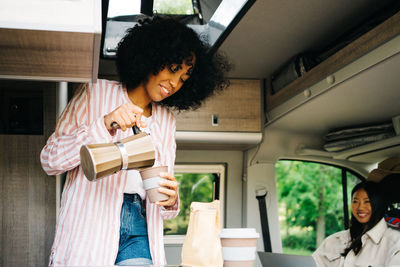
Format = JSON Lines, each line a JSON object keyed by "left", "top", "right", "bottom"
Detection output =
{"left": 116, "top": 16, "right": 230, "bottom": 112}
{"left": 312, "top": 178, "right": 400, "bottom": 267}
{"left": 343, "top": 182, "right": 389, "bottom": 256}
{"left": 351, "top": 188, "right": 372, "bottom": 224}
{"left": 40, "top": 15, "right": 230, "bottom": 267}
{"left": 141, "top": 57, "right": 196, "bottom": 105}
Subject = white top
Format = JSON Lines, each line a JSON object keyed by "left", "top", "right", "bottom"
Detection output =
{"left": 312, "top": 218, "right": 400, "bottom": 267}
{"left": 124, "top": 115, "right": 152, "bottom": 198}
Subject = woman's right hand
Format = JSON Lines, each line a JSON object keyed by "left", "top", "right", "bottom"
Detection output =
{"left": 104, "top": 103, "right": 146, "bottom": 133}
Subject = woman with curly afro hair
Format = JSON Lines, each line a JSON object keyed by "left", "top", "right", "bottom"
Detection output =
{"left": 116, "top": 16, "right": 230, "bottom": 111}
{"left": 40, "top": 16, "right": 230, "bottom": 266}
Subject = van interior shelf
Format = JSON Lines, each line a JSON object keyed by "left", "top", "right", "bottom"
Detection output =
{"left": 266, "top": 11, "right": 400, "bottom": 112}
{"left": 0, "top": 1, "right": 101, "bottom": 82}
{"left": 175, "top": 131, "right": 262, "bottom": 150}
{"left": 297, "top": 135, "right": 400, "bottom": 161}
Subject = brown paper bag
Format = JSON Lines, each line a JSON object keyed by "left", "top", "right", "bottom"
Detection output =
{"left": 181, "top": 200, "right": 223, "bottom": 267}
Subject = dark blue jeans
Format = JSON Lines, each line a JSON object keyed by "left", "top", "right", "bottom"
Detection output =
{"left": 115, "top": 193, "right": 153, "bottom": 266}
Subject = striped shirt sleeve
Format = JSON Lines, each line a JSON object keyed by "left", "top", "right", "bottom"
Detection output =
{"left": 40, "top": 83, "right": 113, "bottom": 175}
{"left": 159, "top": 111, "right": 180, "bottom": 220}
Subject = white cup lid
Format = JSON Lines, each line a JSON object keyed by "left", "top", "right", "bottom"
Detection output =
{"left": 220, "top": 228, "right": 260, "bottom": 239}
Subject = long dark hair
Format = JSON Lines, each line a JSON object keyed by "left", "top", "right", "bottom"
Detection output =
{"left": 342, "top": 181, "right": 389, "bottom": 256}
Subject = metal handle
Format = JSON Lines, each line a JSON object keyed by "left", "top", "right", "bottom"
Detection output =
{"left": 110, "top": 121, "right": 119, "bottom": 129}
{"left": 110, "top": 122, "right": 141, "bottom": 135}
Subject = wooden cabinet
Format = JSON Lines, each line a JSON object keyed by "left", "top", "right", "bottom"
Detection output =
{"left": 174, "top": 79, "right": 262, "bottom": 132}
{"left": 0, "top": 1, "right": 101, "bottom": 82}
{"left": 173, "top": 79, "right": 263, "bottom": 150}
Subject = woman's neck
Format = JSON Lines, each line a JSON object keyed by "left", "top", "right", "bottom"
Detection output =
{"left": 127, "top": 86, "right": 152, "bottom": 116}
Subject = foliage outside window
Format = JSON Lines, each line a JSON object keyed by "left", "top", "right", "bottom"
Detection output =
{"left": 154, "top": 0, "right": 194, "bottom": 15}
{"left": 276, "top": 160, "right": 359, "bottom": 256}
{"left": 164, "top": 173, "right": 215, "bottom": 235}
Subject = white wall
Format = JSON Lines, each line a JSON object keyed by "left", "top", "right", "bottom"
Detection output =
{"left": 244, "top": 162, "right": 282, "bottom": 253}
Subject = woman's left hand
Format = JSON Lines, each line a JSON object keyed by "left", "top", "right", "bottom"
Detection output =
{"left": 156, "top": 172, "right": 178, "bottom": 208}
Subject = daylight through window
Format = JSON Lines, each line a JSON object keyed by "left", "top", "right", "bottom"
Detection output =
{"left": 275, "top": 160, "right": 360, "bottom": 256}
{"left": 164, "top": 164, "right": 225, "bottom": 241}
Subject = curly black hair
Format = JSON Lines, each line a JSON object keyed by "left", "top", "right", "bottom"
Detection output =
{"left": 116, "top": 16, "right": 231, "bottom": 111}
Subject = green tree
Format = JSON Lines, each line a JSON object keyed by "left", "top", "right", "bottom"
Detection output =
{"left": 164, "top": 173, "right": 214, "bottom": 235}
{"left": 154, "top": 0, "right": 194, "bottom": 15}
{"left": 276, "top": 160, "right": 357, "bottom": 253}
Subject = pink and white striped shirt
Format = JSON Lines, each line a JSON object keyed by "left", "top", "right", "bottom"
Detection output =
{"left": 40, "top": 79, "right": 179, "bottom": 266}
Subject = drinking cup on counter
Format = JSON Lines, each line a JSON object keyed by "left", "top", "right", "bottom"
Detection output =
{"left": 220, "top": 228, "right": 260, "bottom": 267}
{"left": 140, "top": 166, "right": 169, "bottom": 203}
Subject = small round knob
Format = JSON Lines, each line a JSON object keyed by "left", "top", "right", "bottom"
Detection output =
{"left": 326, "top": 75, "right": 335, "bottom": 85}
{"left": 304, "top": 89, "right": 311, "bottom": 98}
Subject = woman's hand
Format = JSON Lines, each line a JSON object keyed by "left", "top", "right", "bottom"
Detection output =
{"left": 104, "top": 103, "right": 146, "bottom": 133}
{"left": 157, "top": 172, "right": 179, "bottom": 208}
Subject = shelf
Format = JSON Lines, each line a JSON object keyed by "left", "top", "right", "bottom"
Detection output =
{"left": 0, "top": 1, "right": 101, "bottom": 82}
{"left": 176, "top": 131, "right": 262, "bottom": 150}
{"left": 297, "top": 135, "right": 400, "bottom": 163}
{"left": 334, "top": 135, "right": 400, "bottom": 161}
{"left": 266, "top": 11, "right": 400, "bottom": 113}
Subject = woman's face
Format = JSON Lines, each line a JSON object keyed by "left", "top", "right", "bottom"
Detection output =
{"left": 143, "top": 56, "right": 196, "bottom": 102}
{"left": 351, "top": 188, "right": 372, "bottom": 224}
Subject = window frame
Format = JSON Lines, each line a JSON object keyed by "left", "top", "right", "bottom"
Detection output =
{"left": 164, "top": 163, "right": 226, "bottom": 245}
{"left": 275, "top": 159, "right": 365, "bottom": 254}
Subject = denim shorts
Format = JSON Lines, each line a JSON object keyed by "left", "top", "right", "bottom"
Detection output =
{"left": 115, "top": 193, "right": 153, "bottom": 266}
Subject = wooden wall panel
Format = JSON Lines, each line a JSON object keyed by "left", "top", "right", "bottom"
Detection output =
{"left": 43, "top": 86, "right": 57, "bottom": 265}
{"left": 0, "top": 28, "right": 99, "bottom": 82}
{"left": 174, "top": 79, "right": 262, "bottom": 132}
{"left": 0, "top": 81, "right": 56, "bottom": 267}
{"left": 1, "top": 136, "right": 29, "bottom": 266}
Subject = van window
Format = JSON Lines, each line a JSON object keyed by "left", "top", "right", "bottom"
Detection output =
{"left": 164, "top": 164, "right": 225, "bottom": 242}
{"left": 154, "top": 0, "right": 194, "bottom": 15}
{"left": 275, "top": 160, "right": 360, "bottom": 255}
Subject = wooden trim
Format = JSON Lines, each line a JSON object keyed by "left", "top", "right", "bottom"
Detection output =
{"left": 92, "top": 32, "right": 102, "bottom": 82}
{"left": 0, "top": 28, "right": 99, "bottom": 82}
{"left": 266, "top": 11, "right": 400, "bottom": 111}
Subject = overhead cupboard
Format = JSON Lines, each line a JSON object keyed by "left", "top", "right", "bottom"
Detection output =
{"left": 0, "top": 1, "right": 101, "bottom": 82}
{"left": 265, "top": 11, "right": 400, "bottom": 163}
{"left": 265, "top": 11, "right": 400, "bottom": 115}
{"left": 173, "top": 79, "right": 263, "bottom": 150}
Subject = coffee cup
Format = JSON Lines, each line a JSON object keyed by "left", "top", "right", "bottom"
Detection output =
{"left": 140, "top": 166, "right": 169, "bottom": 203}
{"left": 220, "top": 228, "right": 260, "bottom": 267}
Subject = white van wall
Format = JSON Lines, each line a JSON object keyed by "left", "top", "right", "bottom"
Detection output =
{"left": 245, "top": 162, "right": 282, "bottom": 253}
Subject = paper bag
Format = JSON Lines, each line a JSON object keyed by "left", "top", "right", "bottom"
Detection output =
{"left": 181, "top": 200, "right": 223, "bottom": 267}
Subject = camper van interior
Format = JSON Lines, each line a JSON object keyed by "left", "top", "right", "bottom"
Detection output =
{"left": 1, "top": 0, "right": 400, "bottom": 266}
